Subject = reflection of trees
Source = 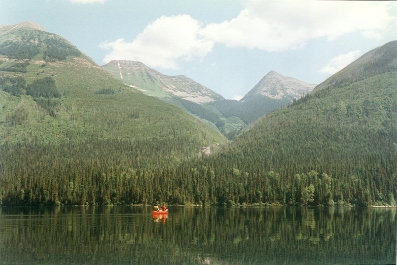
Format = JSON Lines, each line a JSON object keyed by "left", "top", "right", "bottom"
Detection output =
{"left": 0, "top": 207, "right": 395, "bottom": 265}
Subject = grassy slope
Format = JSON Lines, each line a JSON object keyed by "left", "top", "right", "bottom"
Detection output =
{"left": 102, "top": 61, "right": 171, "bottom": 99}
{"left": 102, "top": 61, "right": 246, "bottom": 138}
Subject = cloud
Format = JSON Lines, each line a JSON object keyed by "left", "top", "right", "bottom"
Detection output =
{"left": 201, "top": 0, "right": 394, "bottom": 51}
{"left": 320, "top": 50, "right": 361, "bottom": 75}
{"left": 102, "top": 0, "right": 395, "bottom": 69}
{"left": 70, "top": 0, "right": 106, "bottom": 3}
{"left": 101, "top": 15, "right": 213, "bottom": 69}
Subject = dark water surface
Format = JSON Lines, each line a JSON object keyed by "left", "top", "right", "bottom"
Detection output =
{"left": 0, "top": 206, "right": 395, "bottom": 265}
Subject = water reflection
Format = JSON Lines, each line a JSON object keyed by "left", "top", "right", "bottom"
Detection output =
{"left": 153, "top": 215, "right": 168, "bottom": 223}
{"left": 0, "top": 206, "right": 395, "bottom": 265}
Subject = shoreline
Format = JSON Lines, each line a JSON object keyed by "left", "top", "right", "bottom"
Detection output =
{"left": 370, "top": 205, "right": 397, "bottom": 208}
{"left": 2, "top": 203, "right": 396, "bottom": 208}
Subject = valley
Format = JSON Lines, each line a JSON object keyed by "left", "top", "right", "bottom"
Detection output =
{"left": 103, "top": 60, "right": 315, "bottom": 138}
{"left": 0, "top": 22, "right": 395, "bottom": 207}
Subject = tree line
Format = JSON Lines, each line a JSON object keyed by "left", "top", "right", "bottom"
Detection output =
{"left": 0, "top": 139, "right": 395, "bottom": 207}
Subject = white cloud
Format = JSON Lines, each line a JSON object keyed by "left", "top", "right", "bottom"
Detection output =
{"left": 70, "top": 0, "right": 106, "bottom": 3}
{"left": 320, "top": 50, "right": 361, "bottom": 75}
{"left": 101, "top": 15, "right": 213, "bottom": 69}
{"left": 201, "top": 0, "right": 394, "bottom": 51}
{"left": 102, "top": 0, "right": 395, "bottom": 69}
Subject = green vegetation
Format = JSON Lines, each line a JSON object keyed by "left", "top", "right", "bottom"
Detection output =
{"left": 0, "top": 75, "right": 26, "bottom": 96}
{"left": 103, "top": 61, "right": 312, "bottom": 139}
{"left": 208, "top": 97, "right": 290, "bottom": 124}
{"left": 0, "top": 39, "right": 41, "bottom": 60}
{"left": 102, "top": 60, "right": 247, "bottom": 139}
{"left": 0, "top": 60, "right": 29, "bottom": 73}
{"left": 26, "top": 77, "right": 60, "bottom": 98}
{"left": 0, "top": 25, "right": 226, "bottom": 206}
{"left": 95, "top": 88, "right": 116, "bottom": 95}
{"left": 190, "top": 42, "right": 397, "bottom": 207}
{"left": 0, "top": 25, "right": 395, "bottom": 207}
{"left": 0, "top": 27, "right": 81, "bottom": 61}
{"left": 316, "top": 41, "right": 397, "bottom": 91}
{"left": 43, "top": 38, "right": 81, "bottom": 61}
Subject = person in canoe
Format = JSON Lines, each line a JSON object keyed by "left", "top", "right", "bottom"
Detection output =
{"left": 152, "top": 204, "right": 168, "bottom": 222}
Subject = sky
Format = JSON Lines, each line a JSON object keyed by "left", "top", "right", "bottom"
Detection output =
{"left": 1, "top": 0, "right": 396, "bottom": 100}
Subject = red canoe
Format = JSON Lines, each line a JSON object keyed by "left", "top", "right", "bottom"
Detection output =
{"left": 152, "top": 209, "right": 168, "bottom": 216}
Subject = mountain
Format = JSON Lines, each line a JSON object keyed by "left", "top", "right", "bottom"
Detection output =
{"left": 0, "top": 21, "right": 45, "bottom": 32}
{"left": 316, "top": 42, "right": 397, "bottom": 91}
{"left": 199, "top": 40, "right": 397, "bottom": 206}
{"left": 3, "top": 21, "right": 393, "bottom": 207}
{"left": 0, "top": 22, "right": 226, "bottom": 205}
{"left": 242, "top": 70, "right": 314, "bottom": 102}
{"left": 103, "top": 62, "right": 314, "bottom": 138}
{"left": 102, "top": 60, "right": 246, "bottom": 138}
{"left": 92, "top": 41, "right": 395, "bottom": 207}
{"left": 209, "top": 71, "right": 315, "bottom": 124}
{"left": 102, "top": 60, "right": 223, "bottom": 103}
{"left": 0, "top": 22, "right": 226, "bottom": 152}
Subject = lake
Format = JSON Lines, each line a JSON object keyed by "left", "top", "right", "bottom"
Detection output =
{"left": 0, "top": 206, "right": 395, "bottom": 265}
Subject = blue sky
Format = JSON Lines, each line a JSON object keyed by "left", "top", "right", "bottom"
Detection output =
{"left": 1, "top": 0, "right": 396, "bottom": 99}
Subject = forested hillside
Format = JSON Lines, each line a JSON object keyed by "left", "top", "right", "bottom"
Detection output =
{"left": 56, "top": 40, "right": 394, "bottom": 207}
{"left": 0, "top": 23, "right": 395, "bottom": 207}
{"left": 188, "top": 41, "right": 397, "bottom": 207}
{"left": 102, "top": 60, "right": 247, "bottom": 138}
{"left": 0, "top": 23, "right": 226, "bottom": 206}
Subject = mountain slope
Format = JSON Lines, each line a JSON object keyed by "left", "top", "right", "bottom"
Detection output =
{"left": 2, "top": 22, "right": 394, "bottom": 207}
{"left": 315, "top": 41, "right": 397, "bottom": 91}
{"left": 103, "top": 61, "right": 314, "bottom": 138}
{"left": 0, "top": 23, "right": 225, "bottom": 145}
{"left": 208, "top": 71, "right": 315, "bottom": 125}
{"left": 102, "top": 60, "right": 246, "bottom": 138}
{"left": 196, "top": 41, "right": 397, "bottom": 206}
{"left": 93, "top": 41, "right": 395, "bottom": 207}
{"left": 102, "top": 60, "right": 223, "bottom": 103}
{"left": 0, "top": 22, "right": 227, "bottom": 205}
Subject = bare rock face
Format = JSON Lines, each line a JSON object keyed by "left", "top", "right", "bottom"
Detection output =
{"left": 0, "top": 21, "right": 45, "bottom": 31}
{"left": 242, "top": 71, "right": 316, "bottom": 102}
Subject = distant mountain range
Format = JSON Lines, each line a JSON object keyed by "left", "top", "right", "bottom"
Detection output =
{"left": 103, "top": 60, "right": 315, "bottom": 138}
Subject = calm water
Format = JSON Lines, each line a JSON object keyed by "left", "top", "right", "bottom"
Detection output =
{"left": 0, "top": 206, "right": 395, "bottom": 265}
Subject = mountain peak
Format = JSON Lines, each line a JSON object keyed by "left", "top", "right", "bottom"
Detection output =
{"left": 0, "top": 22, "right": 84, "bottom": 62}
{"left": 242, "top": 72, "right": 316, "bottom": 101}
{"left": 18, "top": 21, "right": 45, "bottom": 31}
{"left": 1, "top": 21, "right": 45, "bottom": 31}
{"left": 266, "top": 70, "right": 281, "bottom": 77}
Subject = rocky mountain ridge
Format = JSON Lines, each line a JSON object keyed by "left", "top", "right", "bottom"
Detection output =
{"left": 242, "top": 70, "right": 315, "bottom": 102}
